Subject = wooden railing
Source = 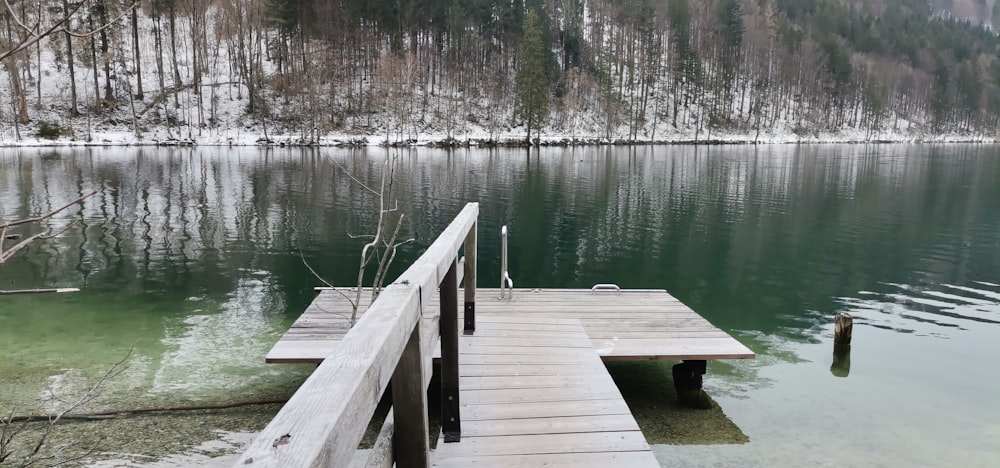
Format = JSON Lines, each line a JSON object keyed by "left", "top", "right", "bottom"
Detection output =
{"left": 235, "top": 203, "right": 478, "bottom": 468}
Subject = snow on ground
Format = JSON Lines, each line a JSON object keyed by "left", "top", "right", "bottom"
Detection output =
{"left": 1, "top": 8, "right": 996, "bottom": 148}
{"left": 3, "top": 124, "right": 995, "bottom": 148}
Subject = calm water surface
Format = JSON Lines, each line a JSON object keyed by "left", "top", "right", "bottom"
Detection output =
{"left": 0, "top": 145, "right": 997, "bottom": 466}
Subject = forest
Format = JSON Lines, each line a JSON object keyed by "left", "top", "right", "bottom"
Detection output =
{"left": 1, "top": 0, "right": 998, "bottom": 143}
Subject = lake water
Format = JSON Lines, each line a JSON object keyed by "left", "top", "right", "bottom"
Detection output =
{"left": 1, "top": 145, "right": 998, "bottom": 466}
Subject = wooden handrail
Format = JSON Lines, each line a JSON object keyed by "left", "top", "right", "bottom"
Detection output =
{"left": 236, "top": 203, "right": 478, "bottom": 468}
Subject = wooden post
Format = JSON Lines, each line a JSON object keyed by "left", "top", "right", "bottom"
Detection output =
{"left": 391, "top": 324, "right": 430, "bottom": 468}
{"left": 834, "top": 312, "right": 853, "bottom": 345}
{"left": 463, "top": 221, "right": 477, "bottom": 334}
{"left": 440, "top": 259, "right": 461, "bottom": 442}
{"left": 831, "top": 312, "right": 853, "bottom": 377}
{"left": 672, "top": 360, "right": 710, "bottom": 409}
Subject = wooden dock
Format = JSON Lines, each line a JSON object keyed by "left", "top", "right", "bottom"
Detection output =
{"left": 431, "top": 315, "right": 658, "bottom": 467}
{"left": 237, "top": 203, "right": 754, "bottom": 468}
{"left": 263, "top": 287, "right": 752, "bottom": 467}
{"left": 267, "top": 288, "right": 755, "bottom": 364}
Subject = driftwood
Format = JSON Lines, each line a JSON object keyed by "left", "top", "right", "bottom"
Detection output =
{"left": 3, "top": 398, "right": 289, "bottom": 424}
{"left": 0, "top": 288, "right": 79, "bottom": 295}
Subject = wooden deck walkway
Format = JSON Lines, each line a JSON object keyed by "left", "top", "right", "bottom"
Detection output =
{"left": 432, "top": 315, "right": 658, "bottom": 467}
{"left": 267, "top": 288, "right": 754, "bottom": 363}
{"left": 242, "top": 205, "right": 754, "bottom": 467}
{"left": 264, "top": 287, "right": 753, "bottom": 466}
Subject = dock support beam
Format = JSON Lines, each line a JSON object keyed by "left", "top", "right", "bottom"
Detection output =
{"left": 463, "top": 221, "right": 477, "bottom": 334}
{"left": 392, "top": 324, "right": 430, "bottom": 467}
{"left": 440, "top": 259, "right": 462, "bottom": 442}
{"left": 673, "top": 359, "right": 710, "bottom": 409}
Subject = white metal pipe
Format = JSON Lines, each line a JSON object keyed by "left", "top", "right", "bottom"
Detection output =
{"left": 500, "top": 225, "right": 508, "bottom": 299}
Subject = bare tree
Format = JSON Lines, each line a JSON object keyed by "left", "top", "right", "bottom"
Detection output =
{"left": 302, "top": 153, "right": 413, "bottom": 326}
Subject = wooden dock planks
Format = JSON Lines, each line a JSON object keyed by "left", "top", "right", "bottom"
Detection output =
{"left": 431, "top": 317, "right": 659, "bottom": 467}
{"left": 266, "top": 288, "right": 755, "bottom": 363}
{"left": 263, "top": 287, "right": 756, "bottom": 466}
{"left": 266, "top": 288, "right": 442, "bottom": 364}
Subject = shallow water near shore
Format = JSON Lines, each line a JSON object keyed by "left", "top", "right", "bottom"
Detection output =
{"left": 1, "top": 145, "right": 998, "bottom": 466}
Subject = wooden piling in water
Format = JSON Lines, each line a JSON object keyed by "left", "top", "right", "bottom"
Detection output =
{"left": 834, "top": 312, "right": 853, "bottom": 345}
{"left": 831, "top": 312, "right": 853, "bottom": 377}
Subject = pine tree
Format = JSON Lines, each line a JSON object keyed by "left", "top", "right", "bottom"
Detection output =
{"left": 514, "top": 8, "right": 550, "bottom": 144}
{"left": 931, "top": 61, "right": 952, "bottom": 132}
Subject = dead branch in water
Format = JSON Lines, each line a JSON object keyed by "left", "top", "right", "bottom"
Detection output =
{"left": 0, "top": 190, "right": 99, "bottom": 265}
{"left": 3, "top": 398, "right": 289, "bottom": 424}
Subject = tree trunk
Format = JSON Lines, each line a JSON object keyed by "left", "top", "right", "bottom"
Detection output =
{"left": 63, "top": 0, "right": 79, "bottom": 115}
{"left": 89, "top": 18, "right": 101, "bottom": 111}
{"left": 168, "top": 3, "right": 181, "bottom": 108}
{"left": 36, "top": 35, "right": 41, "bottom": 107}
{"left": 99, "top": 4, "right": 114, "bottom": 108}
{"left": 3, "top": 14, "right": 28, "bottom": 124}
{"left": 132, "top": 9, "right": 144, "bottom": 100}
{"left": 5, "top": 57, "right": 29, "bottom": 124}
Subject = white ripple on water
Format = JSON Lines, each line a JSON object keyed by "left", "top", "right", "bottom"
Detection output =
{"left": 836, "top": 281, "right": 1000, "bottom": 336}
{"left": 942, "top": 283, "right": 1000, "bottom": 301}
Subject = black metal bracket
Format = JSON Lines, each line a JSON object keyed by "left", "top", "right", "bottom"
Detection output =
{"left": 463, "top": 302, "right": 475, "bottom": 335}
{"left": 442, "top": 383, "right": 461, "bottom": 443}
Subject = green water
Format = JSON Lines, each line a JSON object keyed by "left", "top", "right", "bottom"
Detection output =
{"left": 1, "top": 145, "right": 998, "bottom": 466}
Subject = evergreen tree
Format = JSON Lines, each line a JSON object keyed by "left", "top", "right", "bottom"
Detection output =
{"left": 514, "top": 8, "right": 551, "bottom": 144}
{"left": 931, "top": 61, "right": 952, "bottom": 132}
{"left": 956, "top": 61, "right": 981, "bottom": 130}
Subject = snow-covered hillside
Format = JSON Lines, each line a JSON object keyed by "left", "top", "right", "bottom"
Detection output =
{"left": 1, "top": 1, "right": 997, "bottom": 147}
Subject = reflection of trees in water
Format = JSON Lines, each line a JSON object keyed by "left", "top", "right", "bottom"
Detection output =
{"left": 448, "top": 145, "right": 1000, "bottom": 341}
{"left": 1, "top": 145, "right": 997, "bottom": 334}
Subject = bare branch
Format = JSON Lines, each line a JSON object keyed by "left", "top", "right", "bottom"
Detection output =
{"left": 0, "top": 1, "right": 140, "bottom": 62}
{"left": 0, "top": 288, "right": 79, "bottom": 296}
{"left": 297, "top": 246, "right": 358, "bottom": 314}
{"left": 370, "top": 213, "right": 406, "bottom": 302}
{"left": 0, "top": 231, "right": 47, "bottom": 264}
{"left": 31, "top": 349, "right": 131, "bottom": 461}
{"left": 63, "top": 1, "right": 140, "bottom": 39}
{"left": 328, "top": 157, "right": 379, "bottom": 195}
{"left": 1, "top": 348, "right": 131, "bottom": 466}
{"left": 0, "top": 191, "right": 97, "bottom": 230}
{"left": 0, "top": 0, "right": 85, "bottom": 62}
{"left": 37, "top": 220, "right": 81, "bottom": 240}
{"left": 0, "top": 407, "right": 28, "bottom": 464}
{"left": 1, "top": 0, "right": 41, "bottom": 38}
{"left": 310, "top": 302, "right": 351, "bottom": 323}
{"left": 0, "top": 191, "right": 97, "bottom": 265}
{"left": 351, "top": 158, "right": 391, "bottom": 324}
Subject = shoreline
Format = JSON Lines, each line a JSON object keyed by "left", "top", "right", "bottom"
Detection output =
{"left": 2, "top": 134, "right": 998, "bottom": 149}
